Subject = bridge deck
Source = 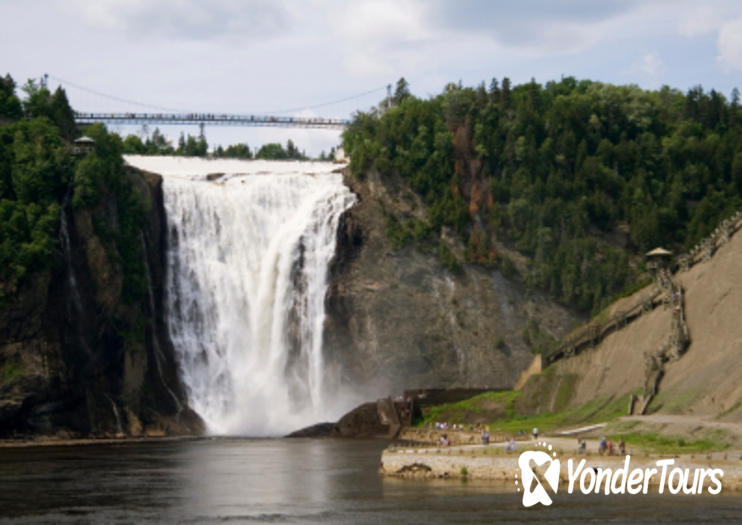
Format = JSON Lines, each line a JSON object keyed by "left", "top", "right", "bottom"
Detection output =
{"left": 74, "top": 112, "right": 350, "bottom": 129}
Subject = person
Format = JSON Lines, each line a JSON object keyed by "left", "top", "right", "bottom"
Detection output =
{"left": 599, "top": 437, "right": 607, "bottom": 456}
{"left": 533, "top": 427, "right": 539, "bottom": 440}
{"left": 510, "top": 438, "right": 517, "bottom": 452}
{"left": 481, "top": 430, "right": 490, "bottom": 445}
{"left": 439, "top": 434, "right": 450, "bottom": 447}
{"left": 619, "top": 438, "right": 626, "bottom": 456}
{"left": 578, "top": 439, "right": 586, "bottom": 455}
{"left": 607, "top": 439, "right": 615, "bottom": 456}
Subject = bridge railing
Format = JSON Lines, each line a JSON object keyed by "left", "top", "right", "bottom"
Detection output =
{"left": 74, "top": 112, "right": 351, "bottom": 129}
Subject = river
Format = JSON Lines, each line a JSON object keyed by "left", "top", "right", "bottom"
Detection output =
{"left": 0, "top": 439, "right": 739, "bottom": 523}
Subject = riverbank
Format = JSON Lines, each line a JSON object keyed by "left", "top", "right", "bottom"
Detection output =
{"left": 380, "top": 439, "right": 742, "bottom": 491}
{"left": 0, "top": 434, "right": 203, "bottom": 448}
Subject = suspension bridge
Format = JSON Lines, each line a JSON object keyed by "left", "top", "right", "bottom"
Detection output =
{"left": 74, "top": 112, "right": 351, "bottom": 129}
{"left": 46, "top": 74, "right": 391, "bottom": 132}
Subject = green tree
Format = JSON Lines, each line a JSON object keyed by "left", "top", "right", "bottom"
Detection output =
{"left": 0, "top": 74, "right": 22, "bottom": 120}
{"left": 255, "top": 140, "right": 307, "bottom": 160}
{"left": 216, "top": 143, "right": 252, "bottom": 159}
{"left": 145, "top": 128, "right": 174, "bottom": 154}
{"left": 342, "top": 75, "right": 742, "bottom": 313}
{"left": 256, "top": 142, "right": 287, "bottom": 159}
{"left": 176, "top": 133, "right": 208, "bottom": 157}
{"left": 122, "top": 134, "right": 147, "bottom": 154}
{"left": 21, "top": 80, "right": 76, "bottom": 139}
{"left": 0, "top": 116, "right": 71, "bottom": 294}
{"left": 393, "top": 77, "right": 411, "bottom": 105}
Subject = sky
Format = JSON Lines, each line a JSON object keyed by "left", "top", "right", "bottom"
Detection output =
{"left": 2, "top": 0, "right": 742, "bottom": 156}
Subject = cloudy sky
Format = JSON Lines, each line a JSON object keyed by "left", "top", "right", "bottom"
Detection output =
{"left": 2, "top": 0, "right": 741, "bottom": 155}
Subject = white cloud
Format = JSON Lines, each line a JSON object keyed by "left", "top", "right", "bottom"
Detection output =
{"left": 505, "top": 20, "right": 604, "bottom": 57}
{"left": 72, "top": 0, "right": 289, "bottom": 41}
{"left": 639, "top": 52, "right": 663, "bottom": 77}
{"left": 622, "top": 51, "right": 664, "bottom": 87}
{"left": 676, "top": 4, "right": 725, "bottom": 37}
{"left": 428, "top": 0, "right": 645, "bottom": 57}
{"left": 330, "top": 0, "right": 433, "bottom": 76}
{"left": 717, "top": 18, "right": 742, "bottom": 71}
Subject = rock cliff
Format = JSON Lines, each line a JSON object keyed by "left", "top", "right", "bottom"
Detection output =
{"left": 0, "top": 167, "right": 203, "bottom": 438}
{"left": 323, "top": 168, "right": 582, "bottom": 396}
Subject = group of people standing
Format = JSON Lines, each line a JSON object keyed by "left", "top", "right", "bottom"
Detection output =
{"left": 597, "top": 436, "right": 626, "bottom": 456}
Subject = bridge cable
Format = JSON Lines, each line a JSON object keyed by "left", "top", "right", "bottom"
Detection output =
{"left": 48, "top": 74, "right": 187, "bottom": 113}
{"left": 49, "top": 74, "right": 387, "bottom": 116}
{"left": 260, "top": 85, "right": 388, "bottom": 115}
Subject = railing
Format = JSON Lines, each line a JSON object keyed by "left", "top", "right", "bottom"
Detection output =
{"left": 74, "top": 112, "right": 351, "bottom": 129}
{"left": 678, "top": 209, "right": 742, "bottom": 270}
{"left": 544, "top": 289, "right": 663, "bottom": 364}
{"left": 544, "top": 208, "right": 742, "bottom": 366}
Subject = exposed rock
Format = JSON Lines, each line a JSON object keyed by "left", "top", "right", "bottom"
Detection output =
{"left": 334, "top": 398, "right": 406, "bottom": 439}
{"left": 288, "top": 395, "right": 420, "bottom": 439}
{"left": 0, "top": 167, "right": 203, "bottom": 438}
{"left": 285, "top": 422, "right": 337, "bottom": 438}
{"left": 324, "top": 168, "right": 582, "bottom": 396}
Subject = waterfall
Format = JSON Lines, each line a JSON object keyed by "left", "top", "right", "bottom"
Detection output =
{"left": 106, "top": 395, "right": 124, "bottom": 436}
{"left": 59, "top": 191, "right": 84, "bottom": 319}
{"left": 124, "top": 156, "right": 356, "bottom": 436}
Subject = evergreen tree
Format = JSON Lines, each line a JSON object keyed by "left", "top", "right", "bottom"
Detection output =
{"left": 343, "top": 76, "right": 742, "bottom": 313}
{"left": 393, "top": 77, "right": 411, "bottom": 105}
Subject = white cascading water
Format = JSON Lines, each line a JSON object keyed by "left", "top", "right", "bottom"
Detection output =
{"left": 124, "top": 156, "right": 356, "bottom": 435}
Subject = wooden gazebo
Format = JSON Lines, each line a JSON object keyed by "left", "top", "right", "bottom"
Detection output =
{"left": 645, "top": 247, "right": 672, "bottom": 270}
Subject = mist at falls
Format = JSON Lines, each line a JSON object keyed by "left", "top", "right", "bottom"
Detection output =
{"left": 124, "top": 156, "right": 357, "bottom": 436}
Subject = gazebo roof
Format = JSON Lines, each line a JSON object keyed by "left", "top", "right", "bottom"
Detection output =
{"left": 645, "top": 247, "right": 672, "bottom": 257}
{"left": 74, "top": 136, "right": 95, "bottom": 144}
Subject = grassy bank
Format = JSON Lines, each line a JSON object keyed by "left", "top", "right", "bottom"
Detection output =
{"left": 416, "top": 389, "right": 632, "bottom": 433}
{"left": 416, "top": 391, "right": 520, "bottom": 426}
{"left": 614, "top": 430, "right": 731, "bottom": 454}
{"left": 413, "top": 389, "right": 735, "bottom": 454}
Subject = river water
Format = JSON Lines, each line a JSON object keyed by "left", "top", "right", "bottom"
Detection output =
{"left": 0, "top": 439, "right": 739, "bottom": 523}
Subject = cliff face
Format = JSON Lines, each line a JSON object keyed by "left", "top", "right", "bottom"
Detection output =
{"left": 323, "top": 169, "right": 582, "bottom": 396}
{"left": 0, "top": 167, "right": 202, "bottom": 438}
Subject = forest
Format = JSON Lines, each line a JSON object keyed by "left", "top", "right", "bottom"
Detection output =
{"left": 0, "top": 75, "right": 146, "bottom": 303}
{"left": 121, "top": 131, "right": 313, "bottom": 161}
{"left": 343, "top": 77, "right": 742, "bottom": 313}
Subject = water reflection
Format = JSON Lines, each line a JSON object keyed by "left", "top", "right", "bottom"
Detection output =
{"left": 0, "top": 439, "right": 740, "bottom": 523}
{"left": 176, "top": 438, "right": 339, "bottom": 521}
